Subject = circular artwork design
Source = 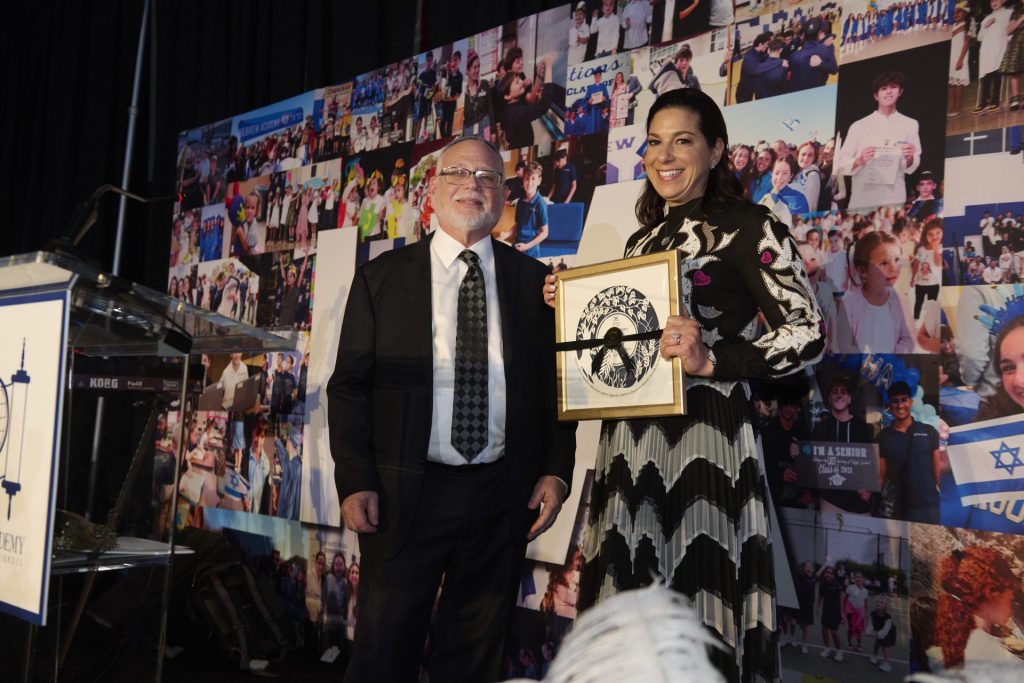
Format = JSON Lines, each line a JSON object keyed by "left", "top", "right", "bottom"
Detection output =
{"left": 574, "top": 285, "right": 661, "bottom": 397}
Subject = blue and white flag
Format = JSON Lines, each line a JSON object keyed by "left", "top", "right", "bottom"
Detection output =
{"left": 947, "top": 415, "right": 1024, "bottom": 505}
{"left": 221, "top": 469, "right": 251, "bottom": 501}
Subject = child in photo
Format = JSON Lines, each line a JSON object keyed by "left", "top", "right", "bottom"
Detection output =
{"left": 749, "top": 147, "right": 775, "bottom": 204}
{"left": 497, "top": 61, "right": 552, "bottom": 149}
{"left": 843, "top": 572, "right": 869, "bottom": 654}
{"left": 805, "top": 228, "right": 829, "bottom": 266}
{"left": 983, "top": 256, "right": 1005, "bottom": 283}
{"left": 947, "top": 2, "right": 970, "bottom": 117}
{"left": 868, "top": 596, "right": 896, "bottom": 672}
{"left": 730, "top": 144, "right": 754, "bottom": 195}
{"left": 911, "top": 217, "right": 943, "bottom": 320}
{"left": 1002, "top": 2, "right": 1024, "bottom": 111}
{"left": 965, "top": 255, "right": 984, "bottom": 284}
{"left": 818, "top": 564, "right": 845, "bottom": 661}
{"left": 501, "top": 161, "right": 548, "bottom": 257}
{"left": 610, "top": 71, "right": 629, "bottom": 128}
{"left": 591, "top": 0, "right": 619, "bottom": 58}
{"left": 568, "top": 3, "right": 590, "bottom": 65}
{"left": 791, "top": 142, "right": 822, "bottom": 211}
{"left": 840, "top": 231, "right": 914, "bottom": 353}
{"left": 975, "top": 0, "right": 1013, "bottom": 113}
{"left": 357, "top": 171, "right": 387, "bottom": 241}
{"left": 306, "top": 185, "right": 320, "bottom": 246}
{"left": 798, "top": 242, "right": 838, "bottom": 352}
{"left": 266, "top": 188, "right": 282, "bottom": 248}
{"left": 547, "top": 150, "right": 578, "bottom": 204}
{"left": 811, "top": 375, "right": 875, "bottom": 514}
{"left": 1000, "top": 244, "right": 1015, "bottom": 281}
{"left": 907, "top": 172, "right": 943, "bottom": 220}
{"left": 894, "top": 221, "right": 917, "bottom": 289}
{"left": 791, "top": 561, "right": 818, "bottom": 653}
{"left": 878, "top": 380, "right": 943, "bottom": 522}
{"left": 976, "top": 313, "right": 1024, "bottom": 419}
{"left": 339, "top": 180, "right": 361, "bottom": 229}
{"left": 835, "top": 71, "right": 920, "bottom": 210}
{"left": 932, "top": 545, "right": 1019, "bottom": 667}
{"left": 823, "top": 228, "right": 850, "bottom": 294}
{"left": 295, "top": 187, "right": 310, "bottom": 245}
{"left": 759, "top": 157, "right": 809, "bottom": 229}
{"left": 384, "top": 163, "right": 416, "bottom": 240}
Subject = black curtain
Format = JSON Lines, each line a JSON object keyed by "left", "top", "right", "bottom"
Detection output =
{"left": 0, "top": 0, "right": 559, "bottom": 290}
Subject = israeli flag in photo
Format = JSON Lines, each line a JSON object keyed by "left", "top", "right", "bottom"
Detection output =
{"left": 947, "top": 415, "right": 1024, "bottom": 505}
{"left": 222, "top": 469, "right": 251, "bottom": 501}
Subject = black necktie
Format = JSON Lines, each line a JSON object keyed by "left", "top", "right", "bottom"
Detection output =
{"left": 452, "top": 249, "right": 489, "bottom": 461}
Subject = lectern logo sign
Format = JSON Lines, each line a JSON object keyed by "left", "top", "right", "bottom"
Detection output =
{"left": 0, "top": 291, "right": 68, "bottom": 626}
{"left": 0, "top": 339, "right": 30, "bottom": 521}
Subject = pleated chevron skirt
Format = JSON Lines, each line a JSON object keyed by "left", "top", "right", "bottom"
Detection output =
{"left": 578, "top": 381, "right": 778, "bottom": 683}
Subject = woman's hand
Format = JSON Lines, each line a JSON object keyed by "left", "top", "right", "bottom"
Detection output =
{"left": 660, "top": 310, "right": 713, "bottom": 377}
{"left": 543, "top": 273, "right": 558, "bottom": 309}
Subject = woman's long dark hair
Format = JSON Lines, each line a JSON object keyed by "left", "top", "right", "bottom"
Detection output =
{"left": 636, "top": 88, "right": 747, "bottom": 230}
{"left": 976, "top": 315, "right": 1024, "bottom": 421}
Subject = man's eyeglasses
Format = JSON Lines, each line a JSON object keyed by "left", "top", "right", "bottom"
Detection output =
{"left": 439, "top": 166, "right": 503, "bottom": 189}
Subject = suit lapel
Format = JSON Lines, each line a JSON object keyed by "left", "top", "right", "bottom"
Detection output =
{"left": 402, "top": 237, "right": 434, "bottom": 379}
{"left": 491, "top": 239, "right": 519, "bottom": 382}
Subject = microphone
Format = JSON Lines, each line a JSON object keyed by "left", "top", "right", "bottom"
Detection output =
{"left": 46, "top": 184, "right": 177, "bottom": 261}
{"left": 65, "top": 184, "right": 178, "bottom": 247}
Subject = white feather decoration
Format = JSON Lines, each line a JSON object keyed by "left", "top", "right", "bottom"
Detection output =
{"left": 907, "top": 662, "right": 1024, "bottom": 683}
{"left": 506, "top": 583, "right": 726, "bottom": 683}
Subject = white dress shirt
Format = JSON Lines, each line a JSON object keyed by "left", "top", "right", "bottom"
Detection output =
{"left": 621, "top": 0, "right": 652, "bottom": 49}
{"left": 427, "top": 229, "right": 507, "bottom": 465}
{"left": 593, "top": 14, "right": 620, "bottom": 55}
{"left": 219, "top": 360, "right": 250, "bottom": 409}
{"left": 978, "top": 7, "right": 1012, "bottom": 76}
{"left": 568, "top": 21, "right": 591, "bottom": 65}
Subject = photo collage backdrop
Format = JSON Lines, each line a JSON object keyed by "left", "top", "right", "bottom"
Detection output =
{"left": 162, "top": 0, "right": 1024, "bottom": 678}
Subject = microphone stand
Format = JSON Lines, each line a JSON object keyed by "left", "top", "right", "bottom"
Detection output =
{"left": 46, "top": 184, "right": 175, "bottom": 264}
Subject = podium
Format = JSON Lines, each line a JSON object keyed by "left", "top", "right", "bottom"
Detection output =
{"left": 0, "top": 251, "right": 295, "bottom": 680}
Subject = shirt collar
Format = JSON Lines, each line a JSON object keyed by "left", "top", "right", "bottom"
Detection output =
{"left": 870, "top": 109, "right": 903, "bottom": 122}
{"left": 431, "top": 227, "right": 494, "bottom": 271}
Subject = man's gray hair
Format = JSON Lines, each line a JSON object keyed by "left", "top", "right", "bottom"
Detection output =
{"left": 437, "top": 135, "right": 505, "bottom": 178}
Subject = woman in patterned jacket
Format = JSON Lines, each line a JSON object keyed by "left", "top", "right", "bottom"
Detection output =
{"left": 544, "top": 88, "right": 824, "bottom": 682}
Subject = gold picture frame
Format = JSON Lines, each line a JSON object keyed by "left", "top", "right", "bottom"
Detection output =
{"left": 554, "top": 250, "right": 685, "bottom": 421}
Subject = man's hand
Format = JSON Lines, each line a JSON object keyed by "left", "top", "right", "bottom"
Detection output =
{"left": 527, "top": 476, "right": 568, "bottom": 541}
{"left": 341, "top": 491, "right": 379, "bottom": 533}
{"left": 543, "top": 273, "right": 559, "bottom": 309}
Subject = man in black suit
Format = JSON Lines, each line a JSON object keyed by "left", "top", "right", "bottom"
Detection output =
{"left": 327, "top": 136, "right": 576, "bottom": 683}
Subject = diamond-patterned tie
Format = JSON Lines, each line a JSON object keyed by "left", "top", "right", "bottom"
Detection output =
{"left": 452, "top": 249, "right": 489, "bottom": 461}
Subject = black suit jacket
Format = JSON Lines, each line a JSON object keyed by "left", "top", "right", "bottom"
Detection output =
{"left": 327, "top": 236, "right": 576, "bottom": 560}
